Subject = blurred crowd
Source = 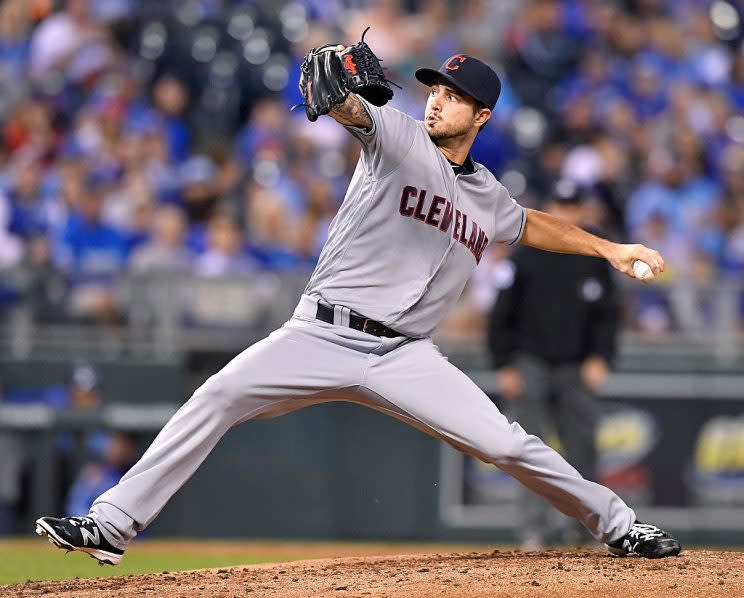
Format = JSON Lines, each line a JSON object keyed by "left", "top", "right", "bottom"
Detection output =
{"left": 0, "top": 362, "right": 137, "bottom": 534}
{"left": 0, "top": 0, "right": 742, "bottom": 330}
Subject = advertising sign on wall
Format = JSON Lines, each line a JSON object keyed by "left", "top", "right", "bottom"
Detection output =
{"left": 439, "top": 378, "right": 744, "bottom": 531}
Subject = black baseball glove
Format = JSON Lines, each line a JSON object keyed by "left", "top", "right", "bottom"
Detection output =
{"left": 293, "top": 28, "right": 396, "bottom": 122}
{"left": 296, "top": 44, "right": 349, "bottom": 122}
{"left": 337, "top": 27, "right": 396, "bottom": 107}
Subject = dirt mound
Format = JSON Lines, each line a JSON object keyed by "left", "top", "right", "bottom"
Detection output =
{"left": 5, "top": 548, "right": 742, "bottom": 597}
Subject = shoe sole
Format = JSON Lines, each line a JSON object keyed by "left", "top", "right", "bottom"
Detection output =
{"left": 35, "top": 518, "right": 122, "bottom": 566}
{"left": 606, "top": 545, "right": 681, "bottom": 559}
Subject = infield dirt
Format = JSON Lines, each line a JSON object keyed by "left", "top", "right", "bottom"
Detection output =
{"left": 4, "top": 548, "right": 742, "bottom": 597}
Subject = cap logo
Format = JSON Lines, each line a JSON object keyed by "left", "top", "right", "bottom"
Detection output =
{"left": 444, "top": 55, "right": 466, "bottom": 71}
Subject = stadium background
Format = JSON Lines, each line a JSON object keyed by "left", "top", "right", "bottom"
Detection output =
{"left": 0, "top": 0, "right": 743, "bottom": 583}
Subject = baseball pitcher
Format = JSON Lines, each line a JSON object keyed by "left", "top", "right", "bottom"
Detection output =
{"left": 36, "top": 39, "right": 680, "bottom": 564}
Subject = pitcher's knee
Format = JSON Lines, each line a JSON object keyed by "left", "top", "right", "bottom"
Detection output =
{"left": 474, "top": 422, "right": 531, "bottom": 465}
{"left": 188, "top": 374, "right": 244, "bottom": 419}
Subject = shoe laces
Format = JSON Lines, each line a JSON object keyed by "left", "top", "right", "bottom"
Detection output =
{"left": 69, "top": 516, "right": 95, "bottom": 527}
{"left": 627, "top": 523, "right": 664, "bottom": 541}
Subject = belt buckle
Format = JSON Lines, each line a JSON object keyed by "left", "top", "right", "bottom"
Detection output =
{"left": 362, "top": 318, "right": 374, "bottom": 334}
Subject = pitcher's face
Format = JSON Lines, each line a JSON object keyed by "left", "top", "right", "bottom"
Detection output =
{"left": 424, "top": 83, "right": 484, "bottom": 141}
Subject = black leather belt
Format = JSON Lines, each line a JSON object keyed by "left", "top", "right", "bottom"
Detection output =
{"left": 315, "top": 302, "right": 402, "bottom": 338}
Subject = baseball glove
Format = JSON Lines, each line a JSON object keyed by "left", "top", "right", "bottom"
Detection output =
{"left": 337, "top": 27, "right": 396, "bottom": 107}
{"left": 293, "top": 28, "right": 397, "bottom": 122}
{"left": 296, "top": 44, "right": 349, "bottom": 122}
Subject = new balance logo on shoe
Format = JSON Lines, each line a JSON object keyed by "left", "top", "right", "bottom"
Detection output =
{"left": 623, "top": 539, "right": 639, "bottom": 553}
{"left": 606, "top": 520, "right": 681, "bottom": 559}
{"left": 35, "top": 515, "right": 124, "bottom": 566}
{"left": 81, "top": 527, "right": 100, "bottom": 546}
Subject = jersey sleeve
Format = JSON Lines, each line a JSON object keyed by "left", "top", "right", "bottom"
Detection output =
{"left": 343, "top": 95, "right": 418, "bottom": 179}
{"left": 491, "top": 180, "right": 527, "bottom": 245}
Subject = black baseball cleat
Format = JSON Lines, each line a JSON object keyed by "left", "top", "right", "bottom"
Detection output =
{"left": 35, "top": 516, "right": 124, "bottom": 566}
{"left": 606, "top": 521, "right": 681, "bottom": 559}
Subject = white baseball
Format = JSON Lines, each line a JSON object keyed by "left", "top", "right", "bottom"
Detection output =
{"left": 632, "top": 259, "right": 654, "bottom": 281}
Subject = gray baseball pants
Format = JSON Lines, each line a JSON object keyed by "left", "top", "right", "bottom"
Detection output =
{"left": 91, "top": 295, "right": 634, "bottom": 549}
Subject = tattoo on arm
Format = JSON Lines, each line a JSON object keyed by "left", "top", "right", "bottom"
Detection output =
{"left": 329, "top": 93, "right": 373, "bottom": 130}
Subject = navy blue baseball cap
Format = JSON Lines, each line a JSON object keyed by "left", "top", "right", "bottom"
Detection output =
{"left": 415, "top": 54, "right": 501, "bottom": 110}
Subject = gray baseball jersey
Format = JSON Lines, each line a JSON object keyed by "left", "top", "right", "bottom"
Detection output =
{"left": 87, "top": 96, "right": 635, "bottom": 554}
{"left": 305, "top": 97, "right": 526, "bottom": 337}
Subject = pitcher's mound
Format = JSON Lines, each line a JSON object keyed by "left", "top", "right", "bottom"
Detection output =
{"left": 6, "top": 548, "right": 743, "bottom": 597}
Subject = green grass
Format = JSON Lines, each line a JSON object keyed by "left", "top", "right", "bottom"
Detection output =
{"left": 0, "top": 543, "right": 276, "bottom": 585}
{"left": 0, "top": 538, "right": 502, "bottom": 586}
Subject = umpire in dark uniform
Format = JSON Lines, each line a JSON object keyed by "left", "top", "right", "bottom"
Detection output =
{"left": 487, "top": 179, "right": 619, "bottom": 549}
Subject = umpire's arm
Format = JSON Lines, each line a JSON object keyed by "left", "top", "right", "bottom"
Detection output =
{"left": 587, "top": 261, "right": 620, "bottom": 365}
{"left": 519, "top": 208, "right": 665, "bottom": 282}
{"left": 487, "top": 254, "right": 525, "bottom": 401}
{"left": 486, "top": 256, "right": 522, "bottom": 369}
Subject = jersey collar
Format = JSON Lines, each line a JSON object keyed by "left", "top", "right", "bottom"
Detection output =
{"left": 448, "top": 154, "right": 476, "bottom": 175}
